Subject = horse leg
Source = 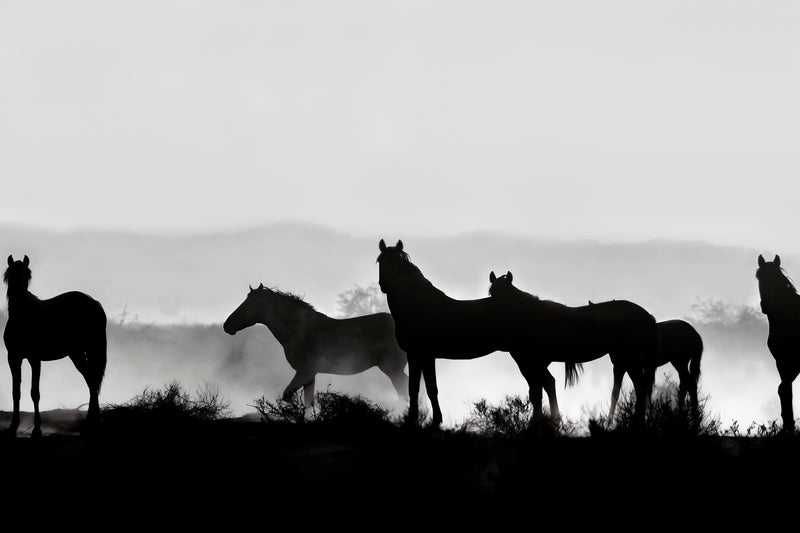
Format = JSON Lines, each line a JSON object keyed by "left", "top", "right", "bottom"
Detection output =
{"left": 71, "top": 353, "right": 102, "bottom": 428}
{"left": 406, "top": 357, "right": 422, "bottom": 426}
{"left": 628, "top": 365, "right": 648, "bottom": 428}
{"left": 302, "top": 380, "right": 316, "bottom": 413}
{"left": 776, "top": 362, "right": 799, "bottom": 433}
{"left": 30, "top": 359, "right": 42, "bottom": 439}
{"left": 421, "top": 357, "right": 442, "bottom": 427}
{"left": 6, "top": 354, "right": 22, "bottom": 434}
{"left": 282, "top": 369, "right": 315, "bottom": 404}
{"left": 673, "top": 360, "right": 692, "bottom": 410}
{"left": 542, "top": 368, "right": 561, "bottom": 422}
{"left": 378, "top": 363, "right": 409, "bottom": 404}
{"left": 608, "top": 365, "right": 626, "bottom": 424}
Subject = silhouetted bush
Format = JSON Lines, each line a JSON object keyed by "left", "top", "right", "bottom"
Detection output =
{"left": 102, "top": 380, "right": 231, "bottom": 428}
{"left": 459, "top": 395, "right": 579, "bottom": 437}
{"left": 252, "top": 390, "right": 393, "bottom": 427}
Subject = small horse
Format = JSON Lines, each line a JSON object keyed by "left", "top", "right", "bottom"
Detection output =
{"left": 223, "top": 283, "right": 409, "bottom": 408}
{"left": 3, "top": 255, "right": 107, "bottom": 437}
{"left": 607, "top": 316, "right": 703, "bottom": 422}
{"left": 486, "top": 270, "right": 658, "bottom": 426}
{"left": 756, "top": 254, "right": 800, "bottom": 433}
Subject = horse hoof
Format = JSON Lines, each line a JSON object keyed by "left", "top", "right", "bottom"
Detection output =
{"left": 31, "top": 429, "right": 43, "bottom": 439}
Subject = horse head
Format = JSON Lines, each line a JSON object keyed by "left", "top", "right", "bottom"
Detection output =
{"left": 487, "top": 270, "right": 514, "bottom": 297}
{"left": 376, "top": 238, "right": 417, "bottom": 295}
{"left": 756, "top": 254, "right": 796, "bottom": 315}
{"left": 3, "top": 254, "right": 31, "bottom": 291}
{"left": 223, "top": 282, "right": 267, "bottom": 334}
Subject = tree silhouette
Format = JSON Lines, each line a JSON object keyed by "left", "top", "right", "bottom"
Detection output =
{"left": 336, "top": 283, "right": 388, "bottom": 318}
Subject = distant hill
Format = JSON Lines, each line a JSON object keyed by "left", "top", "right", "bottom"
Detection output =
{"left": 0, "top": 221, "right": 779, "bottom": 324}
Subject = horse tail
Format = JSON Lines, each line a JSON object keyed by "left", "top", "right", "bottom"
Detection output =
{"left": 88, "top": 300, "right": 108, "bottom": 389}
{"left": 565, "top": 362, "right": 584, "bottom": 388}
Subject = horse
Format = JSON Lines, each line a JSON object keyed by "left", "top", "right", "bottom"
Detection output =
{"left": 486, "top": 270, "right": 658, "bottom": 426}
{"left": 223, "top": 283, "right": 409, "bottom": 408}
{"left": 3, "top": 255, "right": 107, "bottom": 438}
{"left": 607, "top": 316, "right": 703, "bottom": 422}
{"left": 755, "top": 253, "right": 800, "bottom": 433}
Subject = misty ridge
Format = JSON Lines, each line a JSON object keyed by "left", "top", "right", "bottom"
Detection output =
{"left": 0, "top": 222, "right": 782, "bottom": 427}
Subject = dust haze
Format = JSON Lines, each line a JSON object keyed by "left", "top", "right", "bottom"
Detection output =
{"left": 0, "top": 223, "right": 787, "bottom": 429}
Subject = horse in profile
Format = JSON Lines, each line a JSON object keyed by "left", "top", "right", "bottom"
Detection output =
{"left": 756, "top": 254, "right": 800, "bottom": 433}
{"left": 607, "top": 316, "right": 703, "bottom": 422}
{"left": 223, "top": 283, "right": 408, "bottom": 408}
{"left": 486, "top": 270, "right": 658, "bottom": 425}
{"left": 3, "top": 255, "right": 107, "bottom": 437}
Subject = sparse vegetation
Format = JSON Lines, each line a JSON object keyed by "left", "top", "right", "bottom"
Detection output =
{"left": 101, "top": 380, "right": 231, "bottom": 429}
{"left": 252, "top": 389, "right": 394, "bottom": 428}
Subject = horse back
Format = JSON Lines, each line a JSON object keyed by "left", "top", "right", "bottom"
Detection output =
{"left": 4, "top": 290, "right": 106, "bottom": 356}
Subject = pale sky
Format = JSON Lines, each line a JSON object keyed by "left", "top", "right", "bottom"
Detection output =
{"left": 1, "top": 1, "right": 799, "bottom": 252}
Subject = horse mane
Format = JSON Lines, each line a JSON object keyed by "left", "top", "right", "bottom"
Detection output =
{"left": 263, "top": 287, "right": 316, "bottom": 312}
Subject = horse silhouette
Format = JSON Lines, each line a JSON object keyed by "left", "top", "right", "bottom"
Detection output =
{"left": 223, "top": 283, "right": 409, "bottom": 408}
{"left": 486, "top": 270, "right": 658, "bottom": 425}
{"left": 377, "top": 240, "right": 529, "bottom": 427}
{"left": 3, "top": 255, "right": 107, "bottom": 437}
{"left": 756, "top": 254, "right": 800, "bottom": 433}
{"left": 608, "top": 315, "right": 703, "bottom": 422}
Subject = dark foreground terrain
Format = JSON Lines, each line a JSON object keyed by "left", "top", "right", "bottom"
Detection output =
{"left": 1, "top": 407, "right": 798, "bottom": 524}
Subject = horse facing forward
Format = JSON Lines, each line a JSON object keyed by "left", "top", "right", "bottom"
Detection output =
{"left": 3, "top": 255, "right": 107, "bottom": 437}
{"left": 756, "top": 254, "right": 800, "bottom": 433}
{"left": 486, "top": 270, "right": 658, "bottom": 425}
{"left": 223, "top": 283, "right": 408, "bottom": 407}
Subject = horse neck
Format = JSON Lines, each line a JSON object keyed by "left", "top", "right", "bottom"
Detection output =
{"left": 6, "top": 287, "right": 38, "bottom": 313}
{"left": 762, "top": 289, "right": 800, "bottom": 321}
{"left": 385, "top": 275, "right": 442, "bottom": 313}
{"left": 256, "top": 298, "right": 321, "bottom": 346}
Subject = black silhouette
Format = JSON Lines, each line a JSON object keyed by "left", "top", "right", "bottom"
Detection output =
{"left": 755, "top": 254, "right": 800, "bottom": 433}
{"left": 586, "top": 298, "right": 704, "bottom": 421}
{"left": 3, "top": 255, "right": 107, "bottom": 437}
{"left": 223, "top": 283, "right": 409, "bottom": 407}
{"left": 609, "top": 317, "right": 704, "bottom": 421}
{"left": 377, "top": 240, "right": 526, "bottom": 427}
{"left": 486, "top": 270, "right": 658, "bottom": 425}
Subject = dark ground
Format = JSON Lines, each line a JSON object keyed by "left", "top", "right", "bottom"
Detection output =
{"left": 1, "top": 409, "right": 798, "bottom": 525}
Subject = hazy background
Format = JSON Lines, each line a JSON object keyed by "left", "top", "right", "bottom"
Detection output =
{"left": 0, "top": 2, "right": 798, "bottom": 428}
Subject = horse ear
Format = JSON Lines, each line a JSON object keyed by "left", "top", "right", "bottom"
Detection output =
{"left": 258, "top": 283, "right": 264, "bottom": 289}
{"left": 775, "top": 255, "right": 781, "bottom": 267}
{"left": 396, "top": 240, "right": 403, "bottom": 251}
{"left": 489, "top": 271, "right": 496, "bottom": 283}
{"left": 379, "top": 239, "right": 386, "bottom": 252}
{"left": 22, "top": 255, "right": 29, "bottom": 267}
{"left": 7, "top": 255, "right": 12, "bottom": 267}
{"left": 506, "top": 271, "right": 513, "bottom": 283}
{"left": 249, "top": 284, "right": 254, "bottom": 292}
{"left": 758, "top": 254, "right": 766, "bottom": 267}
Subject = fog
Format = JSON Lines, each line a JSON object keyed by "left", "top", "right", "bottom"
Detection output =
{"left": 1, "top": 2, "right": 798, "bottom": 429}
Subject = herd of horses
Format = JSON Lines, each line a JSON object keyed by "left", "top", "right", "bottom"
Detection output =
{"left": 2, "top": 242, "right": 799, "bottom": 437}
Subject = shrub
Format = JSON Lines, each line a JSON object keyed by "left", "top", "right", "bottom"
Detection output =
{"left": 102, "top": 380, "right": 231, "bottom": 428}
{"left": 252, "top": 390, "right": 393, "bottom": 427}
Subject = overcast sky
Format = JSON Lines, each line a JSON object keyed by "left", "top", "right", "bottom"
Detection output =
{"left": 1, "top": 1, "right": 799, "bottom": 252}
